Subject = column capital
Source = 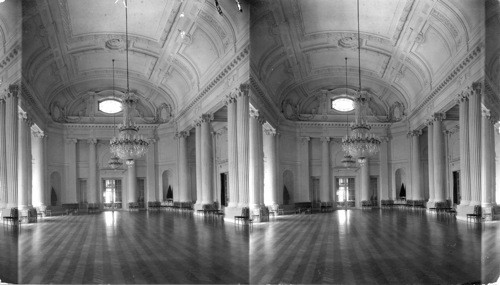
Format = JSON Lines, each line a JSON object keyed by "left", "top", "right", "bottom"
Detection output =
{"left": 433, "top": 113, "right": 446, "bottom": 122}
{"left": 65, "top": 138, "right": 78, "bottom": 144}
{"left": 407, "top": 130, "right": 422, "bottom": 137}
{"left": 7, "top": 85, "right": 19, "bottom": 98}
{"left": 300, "top": 136, "right": 310, "bottom": 144}
{"left": 456, "top": 92, "right": 469, "bottom": 104}
{"left": 175, "top": 131, "right": 190, "bottom": 139}
{"left": 471, "top": 81, "right": 482, "bottom": 93}
{"left": 380, "top": 136, "right": 390, "bottom": 142}
{"left": 236, "top": 83, "right": 250, "bottom": 97}
{"left": 225, "top": 93, "right": 237, "bottom": 105}
{"left": 264, "top": 129, "right": 278, "bottom": 136}
{"left": 87, "top": 138, "right": 97, "bottom": 145}
{"left": 199, "top": 113, "right": 214, "bottom": 123}
{"left": 426, "top": 118, "right": 434, "bottom": 126}
{"left": 320, "top": 136, "right": 331, "bottom": 142}
{"left": 32, "top": 130, "right": 46, "bottom": 138}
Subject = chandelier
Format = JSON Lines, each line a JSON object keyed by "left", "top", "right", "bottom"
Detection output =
{"left": 109, "top": 0, "right": 149, "bottom": 166}
{"left": 108, "top": 59, "right": 123, "bottom": 170}
{"left": 341, "top": 0, "right": 381, "bottom": 165}
{"left": 341, "top": 57, "right": 356, "bottom": 168}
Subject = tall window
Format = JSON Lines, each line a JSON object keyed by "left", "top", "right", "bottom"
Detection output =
{"left": 336, "top": 177, "right": 355, "bottom": 206}
{"left": 103, "top": 179, "right": 122, "bottom": 204}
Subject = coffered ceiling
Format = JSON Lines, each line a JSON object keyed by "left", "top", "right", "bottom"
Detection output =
{"left": 250, "top": 0, "right": 485, "bottom": 122}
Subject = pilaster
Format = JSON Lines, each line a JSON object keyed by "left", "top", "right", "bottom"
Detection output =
{"left": 320, "top": 137, "right": 331, "bottom": 203}
{"left": 176, "top": 132, "right": 190, "bottom": 203}
{"left": 87, "top": 138, "right": 98, "bottom": 203}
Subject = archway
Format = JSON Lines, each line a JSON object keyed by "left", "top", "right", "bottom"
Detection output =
{"left": 162, "top": 170, "right": 172, "bottom": 202}
{"left": 395, "top": 168, "right": 406, "bottom": 200}
{"left": 283, "top": 170, "right": 294, "bottom": 205}
{"left": 50, "top": 172, "right": 62, "bottom": 206}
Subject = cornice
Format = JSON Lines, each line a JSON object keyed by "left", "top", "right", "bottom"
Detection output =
{"left": 412, "top": 43, "right": 482, "bottom": 116}
{"left": 63, "top": 123, "right": 158, "bottom": 130}
{"left": 297, "top": 121, "right": 391, "bottom": 128}
{"left": 175, "top": 46, "right": 249, "bottom": 119}
{"left": 0, "top": 45, "right": 20, "bottom": 70}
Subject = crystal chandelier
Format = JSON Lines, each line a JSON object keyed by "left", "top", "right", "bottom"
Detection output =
{"left": 108, "top": 59, "right": 123, "bottom": 170}
{"left": 341, "top": 57, "right": 356, "bottom": 168}
{"left": 341, "top": 0, "right": 381, "bottom": 164}
{"left": 109, "top": 0, "right": 149, "bottom": 166}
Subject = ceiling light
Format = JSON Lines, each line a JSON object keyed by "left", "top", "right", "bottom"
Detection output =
{"left": 341, "top": 57, "right": 356, "bottom": 168}
{"left": 108, "top": 59, "right": 123, "bottom": 170}
{"left": 110, "top": 0, "right": 149, "bottom": 166}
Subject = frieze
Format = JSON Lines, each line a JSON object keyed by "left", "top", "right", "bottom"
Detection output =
{"left": 392, "top": 0, "right": 415, "bottom": 46}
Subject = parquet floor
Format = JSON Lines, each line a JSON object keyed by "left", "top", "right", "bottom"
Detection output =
{"left": 0, "top": 208, "right": 499, "bottom": 284}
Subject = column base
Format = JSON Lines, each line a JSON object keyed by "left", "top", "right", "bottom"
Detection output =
{"left": 224, "top": 206, "right": 244, "bottom": 223}
{"left": 250, "top": 205, "right": 269, "bottom": 223}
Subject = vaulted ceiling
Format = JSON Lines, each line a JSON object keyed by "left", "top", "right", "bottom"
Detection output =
{"left": 19, "top": 0, "right": 248, "bottom": 124}
{"left": 250, "top": 0, "right": 485, "bottom": 122}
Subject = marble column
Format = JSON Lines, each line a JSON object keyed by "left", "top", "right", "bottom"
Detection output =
{"left": 195, "top": 121, "right": 202, "bottom": 206}
{"left": 469, "top": 83, "right": 482, "bottom": 205}
{"left": 200, "top": 114, "right": 214, "bottom": 205}
{"left": 360, "top": 158, "right": 370, "bottom": 202}
{"left": 427, "top": 120, "right": 435, "bottom": 205}
{"left": 410, "top": 130, "right": 423, "bottom": 200}
{"left": 32, "top": 131, "right": 46, "bottom": 208}
{"left": 379, "top": 137, "right": 390, "bottom": 202}
{"left": 65, "top": 138, "right": 78, "bottom": 203}
{"left": 146, "top": 139, "right": 157, "bottom": 203}
{"left": 18, "top": 112, "right": 32, "bottom": 210}
{"left": 127, "top": 162, "right": 137, "bottom": 205}
{"left": 433, "top": 113, "right": 446, "bottom": 202}
{"left": 458, "top": 94, "right": 471, "bottom": 205}
{"left": 226, "top": 95, "right": 239, "bottom": 207}
{"left": 320, "top": 137, "right": 331, "bottom": 203}
{"left": 249, "top": 110, "right": 264, "bottom": 209}
{"left": 87, "top": 139, "right": 97, "bottom": 203}
{"left": 481, "top": 111, "right": 494, "bottom": 206}
{"left": 5, "top": 85, "right": 19, "bottom": 208}
{"left": 379, "top": 137, "right": 390, "bottom": 200}
{"left": 236, "top": 84, "right": 250, "bottom": 207}
{"left": 264, "top": 129, "right": 278, "bottom": 207}
{"left": 177, "top": 132, "right": 190, "bottom": 202}
{"left": 300, "top": 137, "right": 311, "bottom": 202}
{"left": 0, "top": 98, "right": 6, "bottom": 209}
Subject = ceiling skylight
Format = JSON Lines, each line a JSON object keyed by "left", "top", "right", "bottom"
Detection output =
{"left": 99, "top": 99, "right": 123, "bottom": 114}
{"left": 331, "top": 98, "right": 354, "bottom": 112}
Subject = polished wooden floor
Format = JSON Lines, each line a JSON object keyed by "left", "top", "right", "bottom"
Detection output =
{"left": 0, "top": 208, "right": 499, "bottom": 284}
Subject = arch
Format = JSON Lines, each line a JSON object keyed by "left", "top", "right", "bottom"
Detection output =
{"left": 50, "top": 172, "right": 62, "bottom": 206}
{"left": 282, "top": 170, "right": 294, "bottom": 205}
{"left": 395, "top": 168, "right": 406, "bottom": 200}
{"left": 162, "top": 170, "right": 173, "bottom": 202}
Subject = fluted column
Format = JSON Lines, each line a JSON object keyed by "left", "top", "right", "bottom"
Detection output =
{"left": 458, "top": 94, "right": 471, "bottom": 205}
{"left": 18, "top": 112, "right": 33, "bottom": 210}
{"left": 481, "top": 111, "right": 494, "bottom": 206}
{"left": 195, "top": 121, "right": 202, "bottom": 205}
{"left": 300, "top": 137, "right": 310, "bottom": 202}
{"left": 320, "top": 137, "right": 331, "bottom": 203}
{"left": 64, "top": 138, "right": 78, "bottom": 203}
{"left": 200, "top": 113, "right": 214, "bottom": 205}
{"left": 236, "top": 84, "right": 250, "bottom": 207}
{"left": 177, "top": 132, "right": 190, "bottom": 202}
{"left": 360, "top": 158, "right": 370, "bottom": 202}
{"left": 87, "top": 139, "right": 97, "bottom": 203}
{"left": 379, "top": 137, "right": 390, "bottom": 201}
{"left": 5, "top": 85, "right": 19, "bottom": 208}
{"left": 426, "top": 120, "right": 435, "bottom": 205}
{"left": 146, "top": 139, "right": 157, "bottom": 203}
{"left": 127, "top": 163, "right": 137, "bottom": 204}
{"left": 226, "top": 95, "right": 239, "bottom": 207}
{"left": 0, "top": 97, "right": 6, "bottom": 209}
{"left": 469, "top": 83, "right": 482, "bottom": 205}
{"left": 433, "top": 113, "right": 446, "bottom": 202}
{"left": 249, "top": 110, "right": 259, "bottom": 208}
{"left": 264, "top": 129, "right": 278, "bottom": 206}
{"left": 32, "top": 131, "right": 46, "bottom": 207}
{"left": 410, "top": 130, "right": 423, "bottom": 200}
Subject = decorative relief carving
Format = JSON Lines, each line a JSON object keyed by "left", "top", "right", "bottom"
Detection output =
{"left": 105, "top": 38, "right": 125, "bottom": 50}
{"left": 392, "top": 0, "right": 415, "bottom": 45}
{"left": 430, "top": 9, "right": 459, "bottom": 38}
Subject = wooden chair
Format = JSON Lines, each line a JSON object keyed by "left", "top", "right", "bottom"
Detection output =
{"left": 2, "top": 208, "right": 19, "bottom": 225}
{"left": 467, "top": 205, "right": 482, "bottom": 223}
{"left": 235, "top": 207, "right": 252, "bottom": 225}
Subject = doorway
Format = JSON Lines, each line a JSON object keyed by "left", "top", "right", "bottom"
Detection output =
{"left": 220, "top": 172, "right": 228, "bottom": 207}
{"left": 336, "top": 177, "right": 355, "bottom": 209}
{"left": 453, "top": 171, "right": 460, "bottom": 205}
{"left": 102, "top": 179, "right": 122, "bottom": 210}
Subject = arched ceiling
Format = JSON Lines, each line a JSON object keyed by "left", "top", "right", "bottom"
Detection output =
{"left": 251, "top": 0, "right": 484, "bottom": 122}
{"left": 20, "top": 0, "right": 249, "bottom": 123}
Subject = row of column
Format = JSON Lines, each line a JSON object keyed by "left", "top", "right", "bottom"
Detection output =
{"left": 177, "top": 84, "right": 279, "bottom": 212}
{"left": 0, "top": 85, "right": 47, "bottom": 210}
{"left": 456, "top": 83, "right": 497, "bottom": 207}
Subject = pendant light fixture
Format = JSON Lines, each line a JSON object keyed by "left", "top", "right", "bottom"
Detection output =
{"left": 341, "top": 57, "right": 356, "bottom": 168}
{"left": 110, "top": 0, "right": 149, "bottom": 166}
{"left": 341, "top": 0, "right": 381, "bottom": 166}
{"left": 108, "top": 59, "right": 124, "bottom": 170}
